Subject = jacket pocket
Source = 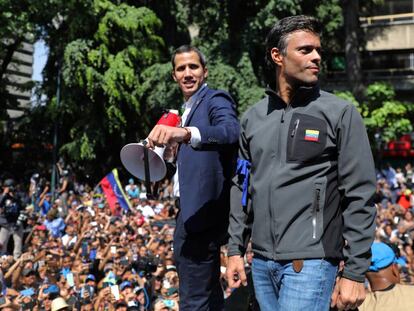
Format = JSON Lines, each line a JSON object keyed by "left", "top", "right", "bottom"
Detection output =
{"left": 287, "top": 113, "right": 327, "bottom": 163}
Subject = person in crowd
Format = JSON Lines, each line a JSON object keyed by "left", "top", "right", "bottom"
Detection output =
{"left": 226, "top": 15, "right": 376, "bottom": 311}
{"left": 146, "top": 44, "right": 240, "bottom": 310}
{"left": 125, "top": 178, "right": 140, "bottom": 199}
{"left": 43, "top": 209, "right": 66, "bottom": 239}
{"left": 404, "top": 163, "right": 413, "bottom": 188}
{"left": 0, "top": 179, "right": 25, "bottom": 259}
{"left": 51, "top": 297, "right": 70, "bottom": 311}
{"left": 38, "top": 192, "right": 53, "bottom": 216}
{"left": 383, "top": 163, "right": 399, "bottom": 190}
{"left": 358, "top": 242, "right": 414, "bottom": 311}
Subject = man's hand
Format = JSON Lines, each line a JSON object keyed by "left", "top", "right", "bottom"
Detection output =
{"left": 20, "top": 252, "right": 32, "bottom": 263}
{"left": 98, "top": 287, "right": 110, "bottom": 300}
{"left": 147, "top": 125, "right": 189, "bottom": 148}
{"left": 331, "top": 277, "right": 366, "bottom": 310}
{"left": 226, "top": 255, "right": 247, "bottom": 288}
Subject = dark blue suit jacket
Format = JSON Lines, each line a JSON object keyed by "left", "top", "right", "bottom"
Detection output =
{"left": 177, "top": 86, "right": 239, "bottom": 238}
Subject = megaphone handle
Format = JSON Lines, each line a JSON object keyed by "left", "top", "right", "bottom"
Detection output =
{"left": 152, "top": 182, "right": 159, "bottom": 200}
{"left": 142, "top": 141, "right": 152, "bottom": 198}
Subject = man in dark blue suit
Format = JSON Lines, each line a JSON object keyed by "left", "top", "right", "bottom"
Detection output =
{"left": 147, "top": 45, "right": 239, "bottom": 310}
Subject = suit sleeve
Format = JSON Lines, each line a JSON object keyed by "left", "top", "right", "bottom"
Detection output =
{"left": 196, "top": 92, "right": 240, "bottom": 146}
{"left": 228, "top": 116, "right": 254, "bottom": 256}
{"left": 337, "top": 104, "right": 377, "bottom": 282}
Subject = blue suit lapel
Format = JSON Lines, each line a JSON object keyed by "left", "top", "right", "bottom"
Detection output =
{"left": 184, "top": 86, "right": 209, "bottom": 127}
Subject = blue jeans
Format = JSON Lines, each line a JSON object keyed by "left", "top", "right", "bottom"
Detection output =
{"left": 251, "top": 257, "right": 338, "bottom": 311}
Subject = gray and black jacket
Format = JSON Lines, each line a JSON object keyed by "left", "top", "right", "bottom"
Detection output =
{"left": 228, "top": 86, "right": 376, "bottom": 282}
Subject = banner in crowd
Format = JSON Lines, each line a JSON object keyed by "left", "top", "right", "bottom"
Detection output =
{"left": 99, "top": 168, "right": 131, "bottom": 213}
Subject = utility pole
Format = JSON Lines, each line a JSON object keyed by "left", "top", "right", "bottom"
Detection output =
{"left": 51, "top": 61, "right": 60, "bottom": 202}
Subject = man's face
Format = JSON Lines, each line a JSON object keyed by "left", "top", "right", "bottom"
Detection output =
{"left": 81, "top": 304, "right": 94, "bottom": 311}
{"left": 172, "top": 51, "right": 208, "bottom": 100}
{"left": 43, "top": 296, "right": 52, "bottom": 310}
{"left": 62, "top": 257, "right": 72, "bottom": 268}
{"left": 23, "top": 273, "right": 36, "bottom": 286}
{"left": 272, "top": 30, "right": 321, "bottom": 87}
{"left": 121, "top": 287, "right": 132, "bottom": 296}
{"left": 66, "top": 225, "right": 74, "bottom": 235}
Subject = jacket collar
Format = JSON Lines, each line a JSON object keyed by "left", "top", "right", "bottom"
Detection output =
{"left": 265, "top": 85, "right": 320, "bottom": 114}
{"left": 183, "top": 84, "right": 209, "bottom": 126}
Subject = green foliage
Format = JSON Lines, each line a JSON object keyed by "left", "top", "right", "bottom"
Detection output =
{"left": 3, "top": 0, "right": 412, "bottom": 179}
{"left": 0, "top": 1, "right": 34, "bottom": 39}
{"left": 139, "top": 63, "right": 182, "bottom": 117}
{"left": 364, "top": 83, "right": 413, "bottom": 143}
{"left": 365, "top": 81, "right": 395, "bottom": 108}
{"left": 207, "top": 55, "right": 264, "bottom": 114}
{"left": 53, "top": 2, "right": 164, "bottom": 175}
{"left": 336, "top": 82, "right": 413, "bottom": 143}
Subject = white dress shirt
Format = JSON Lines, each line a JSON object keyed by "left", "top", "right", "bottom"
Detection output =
{"left": 172, "top": 84, "right": 206, "bottom": 197}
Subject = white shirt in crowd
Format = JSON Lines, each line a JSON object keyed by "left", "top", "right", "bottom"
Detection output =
{"left": 137, "top": 202, "right": 155, "bottom": 221}
{"left": 62, "top": 234, "right": 77, "bottom": 248}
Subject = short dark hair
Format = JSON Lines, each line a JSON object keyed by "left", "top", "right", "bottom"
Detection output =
{"left": 171, "top": 45, "right": 207, "bottom": 69}
{"left": 265, "top": 15, "right": 322, "bottom": 69}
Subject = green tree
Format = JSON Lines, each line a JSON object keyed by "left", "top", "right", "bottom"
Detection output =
{"left": 5, "top": 0, "right": 402, "bottom": 179}
{"left": 148, "top": 0, "right": 345, "bottom": 114}
{"left": 335, "top": 82, "right": 414, "bottom": 143}
{"left": 0, "top": 0, "right": 62, "bottom": 173}
{"left": 341, "top": 0, "right": 385, "bottom": 102}
{"left": 55, "top": 2, "right": 164, "bottom": 177}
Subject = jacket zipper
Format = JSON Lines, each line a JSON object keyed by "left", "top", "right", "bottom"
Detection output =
{"left": 312, "top": 188, "right": 320, "bottom": 239}
{"left": 289, "top": 118, "right": 300, "bottom": 158}
{"left": 272, "top": 105, "right": 288, "bottom": 258}
{"left": 277, "top": 108, "right": 287, "bottom": 165}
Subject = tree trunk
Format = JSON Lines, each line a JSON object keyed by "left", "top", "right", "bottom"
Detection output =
{"left": 343, "top": 0, "right": 365, "bottom": 102}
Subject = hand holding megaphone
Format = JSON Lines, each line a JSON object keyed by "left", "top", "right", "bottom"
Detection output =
{"left": 146, "top": 125, "right": 191, "bottom": 149}
{"left": 120, "top": 110, "right": 183, "bottom": 183}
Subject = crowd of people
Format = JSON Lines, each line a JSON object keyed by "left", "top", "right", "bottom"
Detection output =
{"left": 0, "top": 167, "right": 183, "bottom": 311}
{"left": 0, "top": 160, "right": 413, "bottom": 310}
{"left": 373, "top": 163, "right": 414, "bottom": 284}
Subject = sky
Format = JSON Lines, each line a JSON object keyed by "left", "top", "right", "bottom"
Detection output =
{"left": 32, "top": 40, "right": 49, "bottom": 82}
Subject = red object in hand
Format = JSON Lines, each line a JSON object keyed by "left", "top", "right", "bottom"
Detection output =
{"left": 156, "top": 111, "right": 181, "bottom": 127}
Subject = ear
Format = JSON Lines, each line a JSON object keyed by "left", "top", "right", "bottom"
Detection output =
{"left": 203, "top": 66, "right": 208, "bottom": 79}
{"left": 172, "top": 71, "right": 177, "bottom": 82}
{"left": 391, "top": 263, "right": 401, "bottom": 283}
{"left": 270, "top": 47, "right": 283, "bottom": 67}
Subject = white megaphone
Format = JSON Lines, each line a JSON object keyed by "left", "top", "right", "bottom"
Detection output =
{"left": 120, "top": 110, "right": 181, "bottom": 182}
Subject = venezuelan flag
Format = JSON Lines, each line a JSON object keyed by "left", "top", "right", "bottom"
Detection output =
{"left": 100, "top": 168, "right": 131, "bottom": 213}
{"left": 305, "top": 129, "right": 319, "bottom": 142}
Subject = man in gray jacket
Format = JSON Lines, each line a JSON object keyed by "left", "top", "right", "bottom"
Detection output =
{"left": 226, "top": 15, "right": 376, "bottom": 311}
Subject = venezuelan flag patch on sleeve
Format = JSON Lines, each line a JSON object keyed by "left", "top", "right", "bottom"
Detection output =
{"left": 304, "top": 129, "right": 319, "bottom": 142}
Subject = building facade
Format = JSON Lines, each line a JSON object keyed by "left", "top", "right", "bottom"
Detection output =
{"left": 4, "top": 41, "right": 34, "bottom": 119}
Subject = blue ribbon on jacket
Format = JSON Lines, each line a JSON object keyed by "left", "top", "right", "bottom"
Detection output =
{"left": 236, "top": 158, "right": 251, "bottom": 207}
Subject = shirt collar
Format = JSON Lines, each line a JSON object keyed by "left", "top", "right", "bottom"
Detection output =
{"left": 182, "top": 83, "right": 207, "bottom": 109}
